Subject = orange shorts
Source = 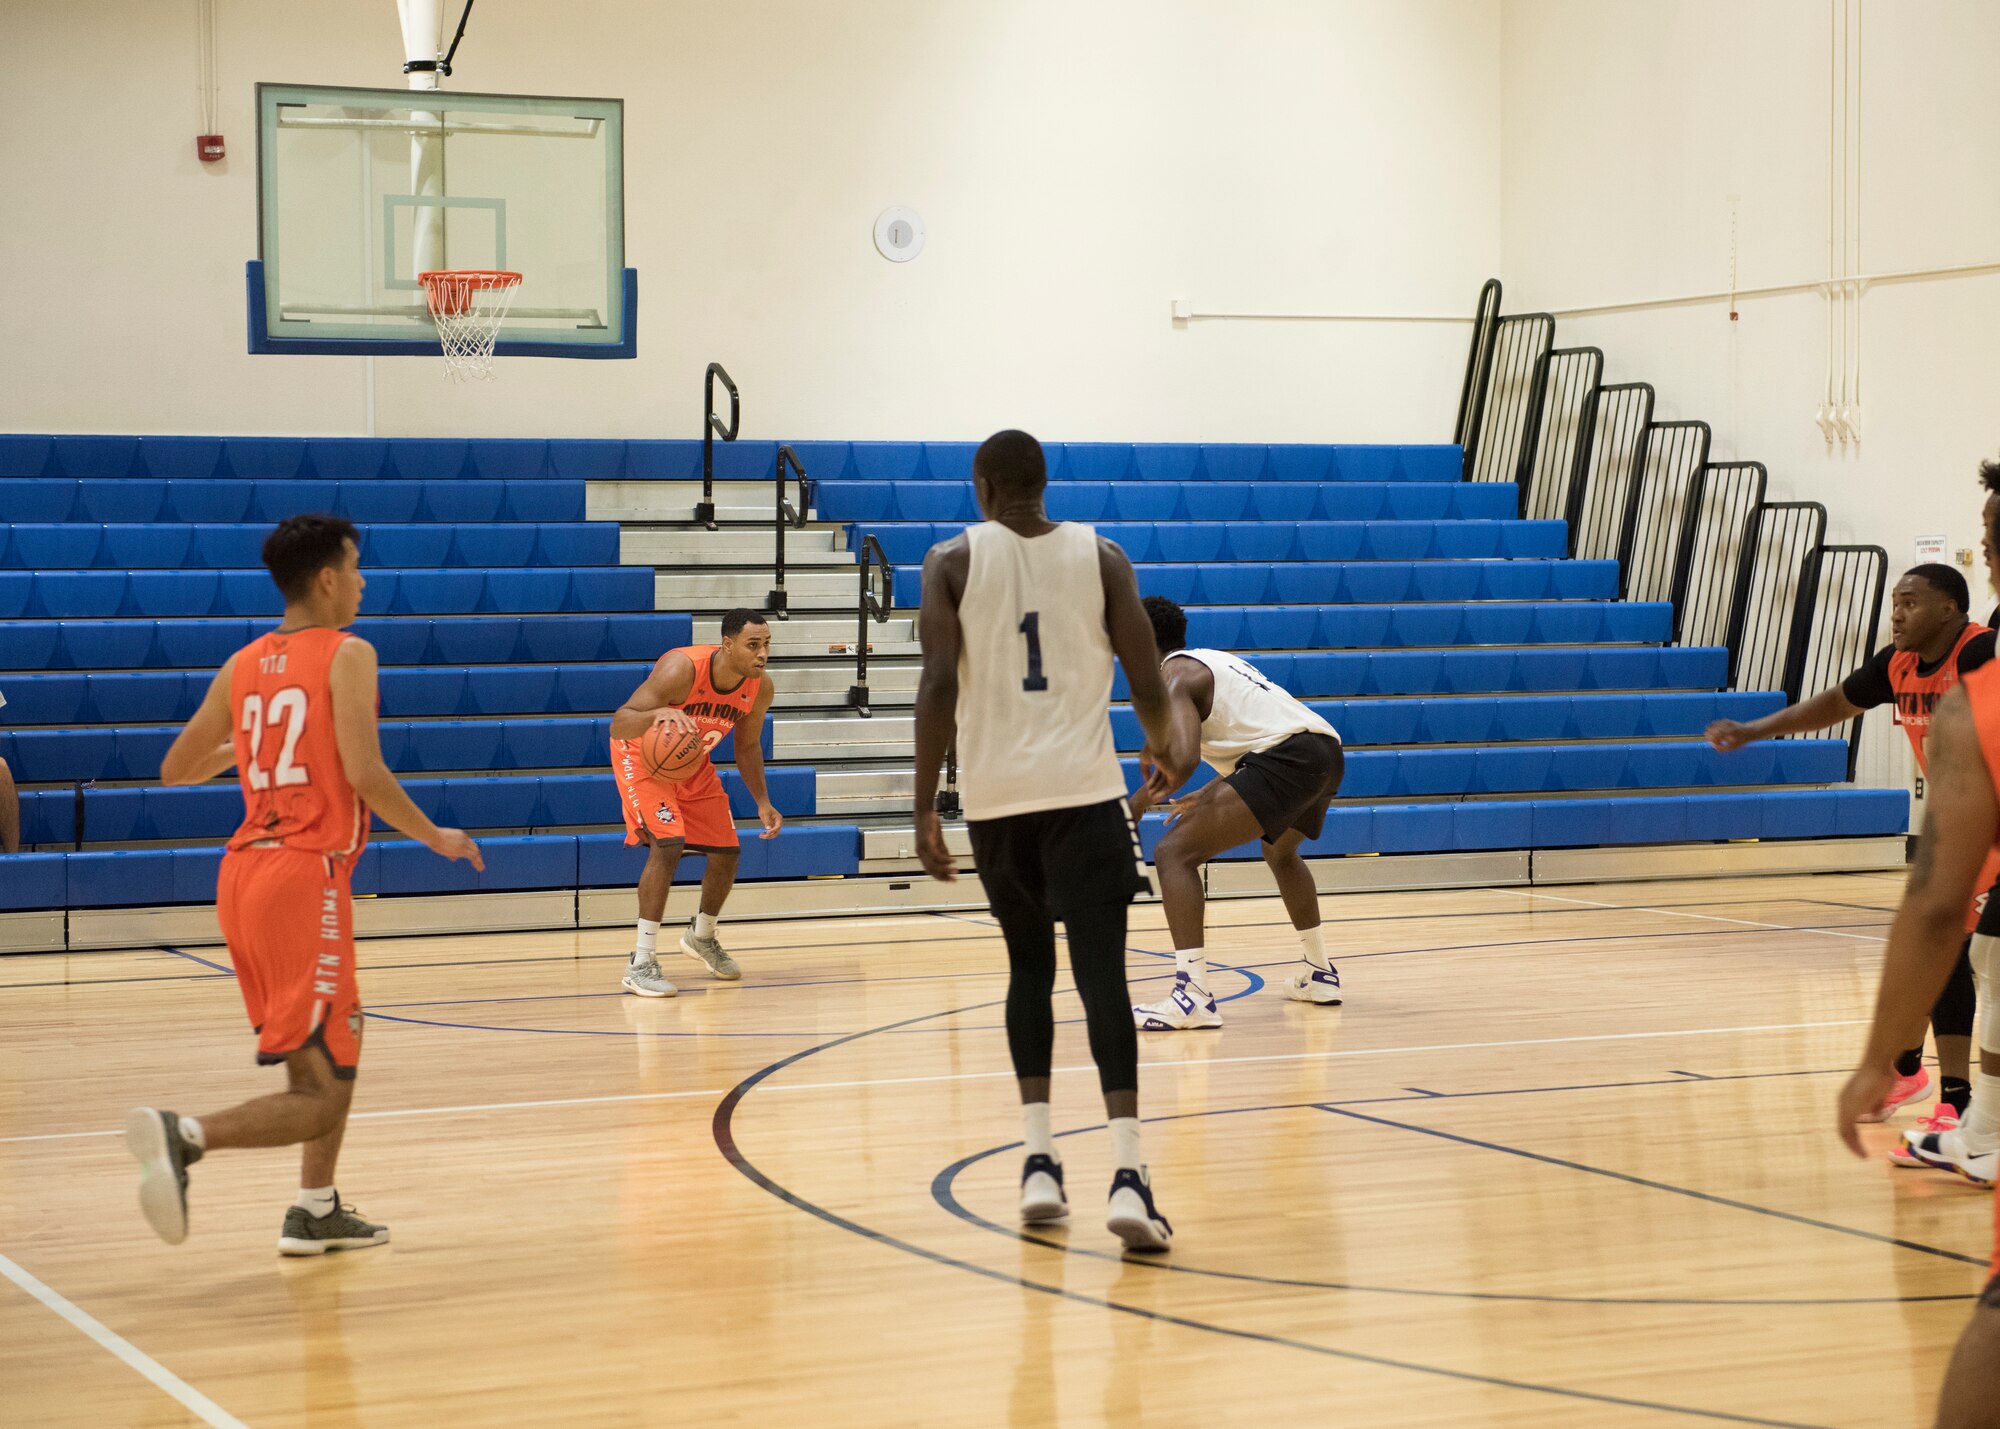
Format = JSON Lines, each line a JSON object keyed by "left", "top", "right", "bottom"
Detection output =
{"left": 216, "top": 847, "right": 361, "bottom": 1078}
{"left": 611, "top": 738, "right": 739, "bottom": 852}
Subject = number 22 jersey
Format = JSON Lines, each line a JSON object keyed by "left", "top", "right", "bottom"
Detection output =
{"left": 953, "top": 521, "right": 1127, "bottom": 821}
{"left": 226, "top": 627, "right": 368, "bottom": 857}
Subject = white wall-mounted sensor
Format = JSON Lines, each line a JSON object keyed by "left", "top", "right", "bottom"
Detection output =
{"left": 874, "top": 207, "right": 924, "bottom": 263}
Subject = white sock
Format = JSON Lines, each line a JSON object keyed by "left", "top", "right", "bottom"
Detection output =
{"left": 1109, "top": 1117, "right": 1143, "bottom": 1172}
{"left": 1963, "top": 1069, "right": 2000, "bottom": 1150}
{"left": 1298, "top": 926, "right": 1329, "bottom": 971}
{"left": 634, "top": 919, "right": 660, "bottom": 960}
{"left": 693, "top": 912, "right": 718, "bottom": 941}
{"left": 295, "top": 1185, "right": 337, "bottom": 1218}
{"left": 178, "top": 1114, "right": 206, "bottom": 1152}
{"left": 1174, "top": 948, "right": 1208, "bottom": 990}
{"left": 1023, "top": 1102, "right": 1056, "bottom": 1161}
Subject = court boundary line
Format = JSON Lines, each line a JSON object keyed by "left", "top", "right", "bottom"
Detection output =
{"left": 1314, "top": 1102, "right": 1988, "bottom": 1266}
{"left": 0, "top": 1250, "right": 248, "bottom": 1428}
{"left": 713, "top": 1003, "right": 1834, "bottom": 1426}
{"left": 926, "top": 1075, "right": 1986, "bottom": 1302}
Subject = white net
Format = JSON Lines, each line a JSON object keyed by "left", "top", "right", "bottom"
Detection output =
{"left": 420, "top": 271, "right": 522, "bottom": 383}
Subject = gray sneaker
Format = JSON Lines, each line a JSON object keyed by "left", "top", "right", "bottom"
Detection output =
{"left": 278, "top": 1199, "right": 390, "bottom": 1256}
{"left": 681, "top": 931, "right": 741, "bottom": 981}
{"left": 621, "top": 954, "right": 678, "bottom": 998}
{"left": 125, "top": 1107, "right": 203, "bottom": 1246}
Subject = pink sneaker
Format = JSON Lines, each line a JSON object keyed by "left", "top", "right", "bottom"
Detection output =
{"left": 1857, "top": 1067, "right": 1933, "bottom": 1124}
{"left": 1889, "top": 1103, "right": 1962, "bottom": 1166}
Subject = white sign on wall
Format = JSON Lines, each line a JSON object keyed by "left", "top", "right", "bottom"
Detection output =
{"left": 1916, "top": 534, "right": 1948, "bottom": 564}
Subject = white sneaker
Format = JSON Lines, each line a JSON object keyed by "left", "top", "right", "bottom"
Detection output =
{"left": 1020, "top": 1154, "right": 1068, "bottom": 1224}
{"left": 1903, "top": 1127, "right": 1999, "bottom": 1188}
{"left": 1106, "top": 1166, "right": 1173, "bottom": 1252}
{"left": 1133, "top": 972, "right": 1221, "bottom": 1031}
{"left": 1282, "top": 963, "right": 1343, "bottom": 1005}
{"left": 621, "top": 955, "right": 678, "bottom": 998}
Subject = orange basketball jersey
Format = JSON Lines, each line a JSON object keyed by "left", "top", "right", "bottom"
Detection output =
{"left": 226, "top": 627, "right": 368, "bottom": 856}
{"left": 1890, "top": 622, "right": 1991, "bottom": 771}
{"left": 655, "top": 644, "right": 761, "bottom": 764}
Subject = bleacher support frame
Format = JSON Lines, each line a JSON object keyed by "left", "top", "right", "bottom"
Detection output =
{"left": 1455, "top": 279, "right": 1892, "bottom": 780}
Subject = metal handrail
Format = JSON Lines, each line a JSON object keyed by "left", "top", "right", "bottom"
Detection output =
{"left": 695, "top": 362, "right": 739, "bottom": 531}
{"left": 764, "top": 445, "right": 812, "bottom": 618}
{"left": 846, "top": 535, "right": 894, "bottom": 717}
{"left": 1454, "top": 278, "right": 1503, "bottom": 473}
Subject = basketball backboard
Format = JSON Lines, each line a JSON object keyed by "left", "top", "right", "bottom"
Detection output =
{"left": 250, "top": 82, "right": 632, "bottom": 358}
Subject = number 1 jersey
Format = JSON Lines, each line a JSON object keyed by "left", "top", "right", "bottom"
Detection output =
{"left": 953, "top": 521, "right": 1127, "bottom": 820}
{"left": 226, "top": 627, "right": 368, "bottom": 857}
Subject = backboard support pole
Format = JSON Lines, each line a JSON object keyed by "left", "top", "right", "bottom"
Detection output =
{"left": 396, "top": 0, "right": 445, "bottom": 277}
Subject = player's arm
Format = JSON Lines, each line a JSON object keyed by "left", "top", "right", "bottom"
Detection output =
{"left": 329, "top": 639, "right": 483, "bottom": 869}
{"left": 1099, "top": 538, "right": 1189, "bottom": 800}
{"left": 1836, "top": 684, "right": 1996, "bottom": 1151}
{"left": 608, "top": 654, "right": 697, "bottom": 741}
{"left": 912, "top": 537, "right": 968, "bottom": 881}
{"left": 734, "top": 675, "right": 782, "bottom": 839}
{"left": 1706, "top": 684, "right": 1866, "bottom": 752}
{"left": 1130, "top": 659, "right": 1209, "bottom": 820}
{"left": 159, "top": 655, "right": 242, "bottom": 785}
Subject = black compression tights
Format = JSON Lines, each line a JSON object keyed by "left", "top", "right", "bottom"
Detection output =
{"left": 996, "top": 899, "right": 1139, "bottom": 1096}
{"left": 1934, "top": 936, "right": 1978, "bottom": 1043}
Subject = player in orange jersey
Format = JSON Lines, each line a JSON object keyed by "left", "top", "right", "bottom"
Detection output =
{"left": 127, "top": 515, "right": 482, "bottom": 1255}
{"left": 609, "top": 607, "right": 781, "bottom": 996}
{"left": 1838, "top": 488, "right": 2000, "bottom": 1426}
{"left": 1711, "top": 565, "right": 1995, "bottom": 1135}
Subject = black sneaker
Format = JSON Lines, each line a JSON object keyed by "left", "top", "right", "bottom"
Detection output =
{"left": 1106, "top": 1166, "right": 1173, "bottom": 1252}
{"left": 278, "top": 1199, "right": 391, "bottom": 1257}
{"left": 1020, "top": 1153, "right": 1069, "bottom": 1224}
{"left": 124, "top": 1107, "right": 202, "bottom": 1245}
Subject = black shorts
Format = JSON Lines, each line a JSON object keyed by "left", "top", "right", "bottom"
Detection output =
{"left": 1224, "top": 731, "right": 1345, "bottom": 844}
{"left": 967, "top": 798, "right": 1152, "bottom": 924}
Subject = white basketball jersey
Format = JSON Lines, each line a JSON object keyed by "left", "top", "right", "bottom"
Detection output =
{"left": 953, "top": 521, "right": 1128, "bottom": 820}
{"left": 1167, "top": 648, "right": 1340, "bottom": 775}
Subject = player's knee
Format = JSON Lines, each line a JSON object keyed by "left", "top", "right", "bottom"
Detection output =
{"left": 1154, "top": 827, "right": 1202, "bottom": 871}
{"left": 708, "top": 847, "right": 740, "bottom": 864}
{"left": 646, "top": 837, "right": 685, "bottom": 862}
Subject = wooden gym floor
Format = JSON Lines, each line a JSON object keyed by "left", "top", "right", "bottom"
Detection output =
{"left": 0, "top": 871, "right": 1989, "bottom": 1427}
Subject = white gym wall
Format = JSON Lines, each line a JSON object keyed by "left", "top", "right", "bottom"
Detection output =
{"left": 1500, "top": 0, "right": 2000, "bottom": 791}
{"left": 0, "top": 0, "right": 1500, "bottom": 442}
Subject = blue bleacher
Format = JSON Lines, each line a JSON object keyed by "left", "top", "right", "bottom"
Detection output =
{"left": 0, "top": 523, "right": 619, "bottom": 570}
{"left": 849, "top": 520, "right": 1566, "bottom": 565}
{"left": 0, "top": 614, "right": 690, "bottom": 675}
{"left": 0, "top": 566, "right": 651, "bottom": 620}
{"left": 0, "top": 432, "right": 1906, "bottom": 918}
{"left": 16, "top": 767, "right": 816, "bottom": 846}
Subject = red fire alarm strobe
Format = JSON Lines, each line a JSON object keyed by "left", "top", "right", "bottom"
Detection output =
{"left": 197, "top": 134, "right": 225, "bottom": 163}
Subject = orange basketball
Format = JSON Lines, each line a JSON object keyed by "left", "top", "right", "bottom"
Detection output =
{"left": 639, "top": 722, "right": 706, "bottom": 783}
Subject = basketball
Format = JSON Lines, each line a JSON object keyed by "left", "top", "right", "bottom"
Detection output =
{"left": 639, "top": 722, "right": 706, "bottom": 783}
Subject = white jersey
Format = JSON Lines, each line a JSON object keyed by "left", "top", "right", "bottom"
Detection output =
{"left": 953, "top": 521, "right": 1128, "bottom": 820}
{"left": 1167, "top": 648, "right": 1339, "bottom": 776}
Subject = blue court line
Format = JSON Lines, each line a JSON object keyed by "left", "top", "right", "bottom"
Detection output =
{"left": 925, "top": 1071, "right": 1986, "bottom": 1305}
{"left": 1313, "top": 1103, "right": 1989, "bottom": 1269}
{"left": 156, "top": 944, "right": 234, "bottom": 974}
{"left": 713, "top": 1009, "right": 1838, "bottom": 1426}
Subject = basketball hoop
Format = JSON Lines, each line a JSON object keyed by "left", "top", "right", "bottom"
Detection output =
{"left": 418, "top": 270, "right": 522, "bottom": 382}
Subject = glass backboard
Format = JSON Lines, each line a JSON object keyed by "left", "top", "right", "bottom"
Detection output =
{"left": 251, "top": 82, "right": 632, "bottom": 357}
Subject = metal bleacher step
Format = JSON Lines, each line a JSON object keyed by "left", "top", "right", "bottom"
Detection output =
{"left": 656, "top": 569, "right": 861, "bottom": 610}
{"left": 698, "top": 614, "right": 921, "bottom": 652}
{"left": 588, "top": 479, "right": 809, "bottom": 525}
{"left": 766, "top": 662, "right": 920, "bottom": 709}
{"left": 621, "top": 525, "right": 854, "bottom": 567}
